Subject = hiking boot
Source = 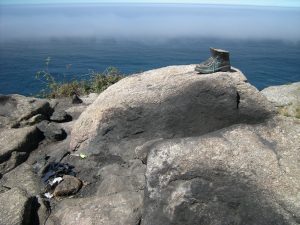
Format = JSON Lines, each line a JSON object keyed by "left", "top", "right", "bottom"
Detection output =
{"left": 195, "top": 48, "right": 231, "bottom": 74}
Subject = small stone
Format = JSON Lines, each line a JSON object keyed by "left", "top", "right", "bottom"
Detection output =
{"left": 53, "top": 175, "right": 82, "bottom": 197}
{"left": 50, "top": 110, "right": 72, "bottom": 123}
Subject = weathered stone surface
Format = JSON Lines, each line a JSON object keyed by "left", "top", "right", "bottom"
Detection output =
{"left": 80, "top": 93, "right": 99, "bottom": 105}
{"left": 65, "top": 105, "right": 88, "bottom": 120}
{"left": 20, "top": 114, "right": 46, "bottom": 127}
{"left": 53, "top": 175, "right": 82, "bottom": 197}
{"left": 50, "top": 110, "right": 72, "bottom": 123}
{"left": 48, "top": 191, "right": 143, "bottom": 225}
{"left": 143, "top": 116, "right": 300, "bottom": 225}
{"left": 135, "top": 138, "right": 164, "bottom": 163}
{"left": 0, "top": 94, "right": 52, "bottom": 128}
{"left": 70, "top": 66, "right": 275, "bottom": 161}
{"left": 50, "top": 93, "right": 98, "bottom": 121}
{"left": 0, "top": 126, "right": 43, "bottom": 174}
{"left": 261, "top": 82, "right": 300, "bottom": 118}
{"left": 0, "top": 163, "right": 42, "bottom": 196}
{"left": 36, "top": 195, "right": 51, "bottom": 225}
{"left": 37, "top": 121, "right": 67, "bottom": 141}
{"left": 96, "top": 160, "right": 146, "bottom": 196}
{"left": 0, "top": 187, "right": 34, "bottom": 225}
{"left": 28, "top": 137, "right": 71, "bottom": 177}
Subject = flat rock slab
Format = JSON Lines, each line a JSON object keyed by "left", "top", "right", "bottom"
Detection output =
{"left": 48, "top": 191, "right": 143, "bottom": 225}
{"left": 96, "top": 160, "right": 146, "bottom": 196}
{"left": 0, "top": 94, "right": 52, "bottom": 128}
{"left": 0, "top": 188, "right": 33, "bottom": 225}
{"left": 70, "top": 65, "right": 275, "bottom": 162}
{"left": 0, "top": 163, "right": 42, "bottom": 196}
{"left": 0, "top": 126, "right": 43, "bottom": 174}
{"left": 143, "top": 116, "right": 300, "bottom": 225}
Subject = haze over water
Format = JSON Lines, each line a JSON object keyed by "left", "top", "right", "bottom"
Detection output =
{"left": 0, "top": 3, "right": 300, "bottom": 95}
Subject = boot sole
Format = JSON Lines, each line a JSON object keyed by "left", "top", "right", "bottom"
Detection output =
{"left": 219, "top": 65, "right": 231, "bottom": 72}
{"left": 195, "top": 65, "right": 231, "bottom": 74}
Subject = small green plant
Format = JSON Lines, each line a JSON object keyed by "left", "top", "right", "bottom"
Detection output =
{"left": 90, "top": 67, "right": 123, "bottom": 93}
{"left": 35, "top": 58, "right": 124, "bottom": 98}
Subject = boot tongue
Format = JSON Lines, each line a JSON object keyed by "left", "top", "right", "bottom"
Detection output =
{"left": 210, "top": 48, "right": 218, "bottom": 57}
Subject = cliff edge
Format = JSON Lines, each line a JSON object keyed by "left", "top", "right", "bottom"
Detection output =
{"left": 0, "top": 65, "right": 299, "bottom": 225}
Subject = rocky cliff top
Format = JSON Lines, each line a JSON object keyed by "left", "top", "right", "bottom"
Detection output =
{"left": 0, "top": 65, "right": 299, "bottom": 225}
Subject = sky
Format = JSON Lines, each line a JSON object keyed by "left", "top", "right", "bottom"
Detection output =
{"left": 0, "top": 0, "right": 300, "bottom": 7}
{"left": 0, "top": 2, "right": 300, "bottom": 42}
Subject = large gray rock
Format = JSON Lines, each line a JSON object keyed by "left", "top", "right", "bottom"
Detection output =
{"left": 143, "top": 116, "right": 300, "bottom": 225}
{"left": 0, "top": 187, "right": 34, "bottom": 225}
{"left": 261, "top": 82, "right": 300, "bottom": 118}
{"left": 47, "top": 191, "right": 143, "bottom": 225}
{"left": 0, "top": 126, "right": 43, "bottom": 174}
{"left": 0, "top": 94, "right": 52, "bottom": 128}
{"left": 70, "top": 65, "right": 275, "bottom": 161}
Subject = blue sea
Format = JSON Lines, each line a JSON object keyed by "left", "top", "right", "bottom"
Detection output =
{"left": 0, "top": 4, "right": 300, "bottom": 95}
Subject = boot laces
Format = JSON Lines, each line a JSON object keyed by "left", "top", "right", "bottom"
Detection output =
{"left": 201, "top": 56, "right": 220, "bottom": 66}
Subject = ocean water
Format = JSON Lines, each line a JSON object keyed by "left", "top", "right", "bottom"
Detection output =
{"left": 0, "top": 4, "right": 300, "bottom": 95}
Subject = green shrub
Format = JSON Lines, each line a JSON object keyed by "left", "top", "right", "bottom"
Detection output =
{"left": 35, "top": 58, "right": 124, "bottom": 98}
{"left": 90, "top": 67, "right": 124, "bottom": 93}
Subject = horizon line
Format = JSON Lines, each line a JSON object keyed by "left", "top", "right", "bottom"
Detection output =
{"left": 1, "top": 2, "right": 300, "bottom": 8}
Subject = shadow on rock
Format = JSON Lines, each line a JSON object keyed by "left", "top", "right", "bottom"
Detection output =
{"left": 143, "top": 169, "right": 294, "bottom": 225}
{"left": 85, "top": 78, "right": 273, "bottom": 160}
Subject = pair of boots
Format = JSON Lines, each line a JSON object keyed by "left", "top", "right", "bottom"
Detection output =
{"left": 195, "top": 48, "right": 231, "bottom": 74}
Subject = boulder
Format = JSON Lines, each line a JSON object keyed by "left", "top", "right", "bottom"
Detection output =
{"left": 70, "top": 66, "right": 275, "bottom": 161}
{"left": 261, "top": 82, "right": 300, "bottom": 118}
{"left": 37, "top": 121, "right": 67, "bottom": 141}
{"left": 0, "top": 94, "right": 52, "bottom": 128}
{"left": 143, "top": 116, "right": 300, "bottom": 225}
{"left": 0, "top": 187, "right": 35, "bottom": 225}
{"left": 50, "top": 110, "right": 72, "bottom": 123}
{"left": 47, "top": 191, "right": 143, "bottom": 225}
{"left": 0, "top": 126, "right": 43, "bottom": 174}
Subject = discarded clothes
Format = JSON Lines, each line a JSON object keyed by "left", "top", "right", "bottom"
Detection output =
{"left": 41, "top": 162, "right": 76, "bottom": 184}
